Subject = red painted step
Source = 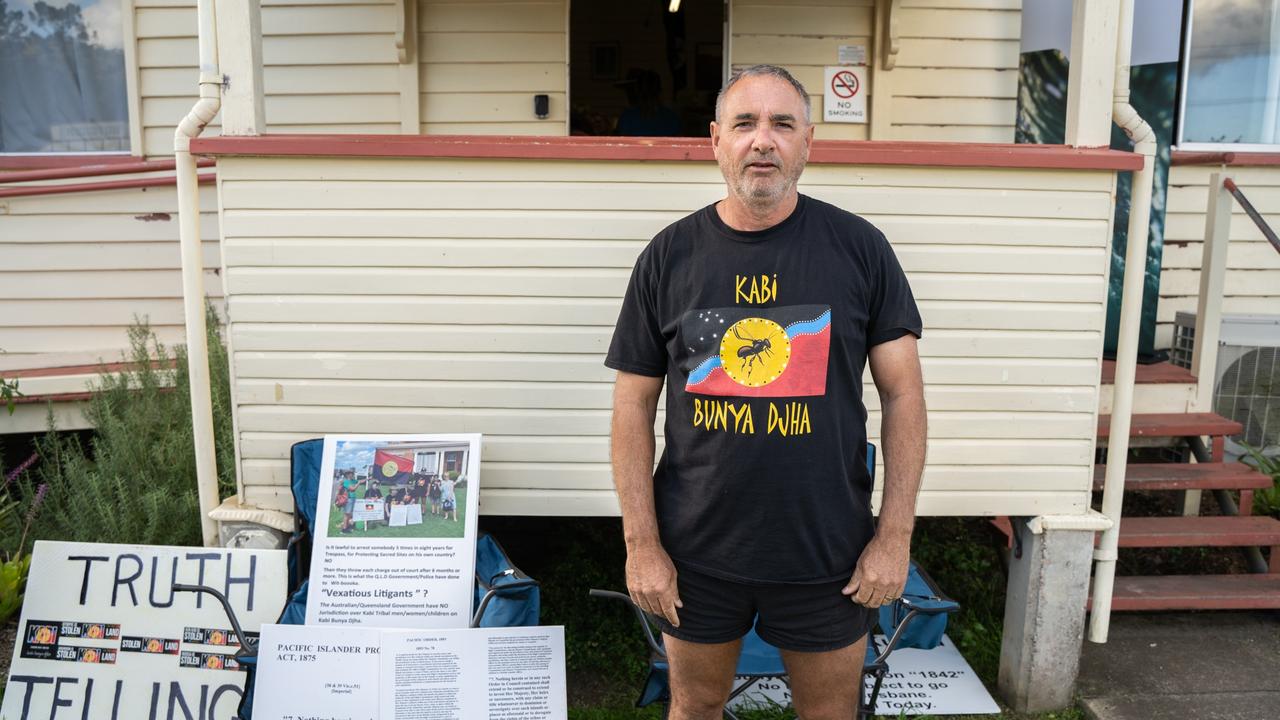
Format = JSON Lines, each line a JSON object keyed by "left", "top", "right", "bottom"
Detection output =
{"left": 1116, "top": 515, "right": 1280, "bottom": 548}
{"left": 1092, "top": 463, "right": 1274, "bottom": 492}
{"left": 1099, "top": 574, "right": 1280, "bottom": 611}
{"left": 1097, "top": 412, "right": 1243, "bottom": 440}
{"left": 1101, "top": 360, "right": 1196, "bottom": 385}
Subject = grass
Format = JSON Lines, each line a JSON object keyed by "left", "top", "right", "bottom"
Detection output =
{"left": 325, "top": 488, "right": 468, "bottom": 539}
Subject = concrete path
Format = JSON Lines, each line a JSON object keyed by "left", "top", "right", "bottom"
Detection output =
{"left": 1077, "top": 610, "right": 1280, "bottom": 720}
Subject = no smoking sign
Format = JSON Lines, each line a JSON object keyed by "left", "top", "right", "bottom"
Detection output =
{"left": 823, "top": 66, "right": 867, "bottom": 124}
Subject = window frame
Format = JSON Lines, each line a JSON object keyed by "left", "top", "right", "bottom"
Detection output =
{"left": 0, "top": 0, "right": 141, "bottom": 159}
{"left": 1175, "top": 0, "right": 1280, "bottom": 152}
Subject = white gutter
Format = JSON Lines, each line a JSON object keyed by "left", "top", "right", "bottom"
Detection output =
{"left": 1088, "top": 0, "right": 1157, "bottom": 644}
{"left": 175, "top": 0, "right": 222, "bottom": 547}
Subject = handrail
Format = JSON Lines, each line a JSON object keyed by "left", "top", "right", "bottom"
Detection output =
{"left": 0, "top": 172, "right": 215, "bottom": 199}
{"left": 0, "top": 158, "right": 214, "bottom": 184}
{"left": 1222, "top": 178, "right": 1280, "bottom": 254}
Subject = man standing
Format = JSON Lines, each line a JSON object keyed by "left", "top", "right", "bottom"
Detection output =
{"left": 605, "top": 65, "right": 927, "bottom": 720}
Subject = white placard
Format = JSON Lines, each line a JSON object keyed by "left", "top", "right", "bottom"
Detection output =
{"left": 253, "top": 624, "right": 568, "bottom": 720}
{"left": 307, "top": 434, "right": 481, "bottom": 628}
{"left": 352, "top": 498, "right": 385, "bottom": 522}
{"left": 729, "top": 635, "right": 999, "bottom": 716}
{"left": 253, "top": 624, "right": 380, "bottom": 720}
{"left": 837, "top": 43, "right": 866, "bottom": 65}
{"left": 823, "top": 66, "right": 867, "bottom": 124}
{"left": 2, "top": 541, "right": 287, "bottom": 720}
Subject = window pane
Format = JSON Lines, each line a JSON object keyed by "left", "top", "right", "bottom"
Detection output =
{"left": 1182, "top": 0, "right": 1280, "bottom": 145}
{"left": 0, "top": 0, "right": 129, "bottom": 153}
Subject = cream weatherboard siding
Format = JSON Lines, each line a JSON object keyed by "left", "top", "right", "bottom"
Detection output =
{"left": 730, "top": 0, "right": 1020, "bottom": 142}
{"left": 215, "top": 155, "right": 1114, "bottom": 517}
{"left": 134, "top": 0, "right": 406, "bottom": 156}
{"left": 1159, "top": 165, "right": 1280, "bottom": 349}
{"left": 418, "top": 0, "right": 568, "bottom": 135}
{"left": 0, "top": 180, "right": 222, "bottom": 429}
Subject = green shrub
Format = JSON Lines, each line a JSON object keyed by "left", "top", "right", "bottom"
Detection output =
{"left": 15, "top": 307, "right": 235, "bottom": 548}
{"left": 1242, "top": 443, "right": 1280, "bottom": 518}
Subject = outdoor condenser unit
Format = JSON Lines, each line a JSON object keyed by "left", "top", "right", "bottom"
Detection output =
{"left": 1171, "top": 312, "right": 1280, "bottom": 459}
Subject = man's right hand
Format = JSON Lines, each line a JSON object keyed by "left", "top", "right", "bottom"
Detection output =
{"left": 626, "top": 543, "right": 683, "bottom": 627}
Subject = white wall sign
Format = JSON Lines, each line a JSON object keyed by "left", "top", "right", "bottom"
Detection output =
{"left": 823, "top": 66, "right": 867, "bottom": 124}
{"left": 2, "top": 541, "right": 287, "bottom": 720}
{"left": 307, "top": 433, "right": 482, "bottom": 628}
{"left": 729, "top": 635, "right": 1000, "bottom": 716}
{"left": 838, "top": 44, "right": 867, "bottom": 65}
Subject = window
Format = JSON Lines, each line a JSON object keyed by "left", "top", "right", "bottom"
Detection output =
{"left": 0, "top": 0, "right": 130, "bottom": 153}
{"left": 414, "top": 451, "right": 439, "bottom": 474}
{"left": 1178, "top": 0, "right": 1280, "bottom": 150}
{"left": 569, "top": 0, "right": 724, "bottom": 137}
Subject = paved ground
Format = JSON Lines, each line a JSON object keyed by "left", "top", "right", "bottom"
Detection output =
{"left": 1077, "top": 610, "right": 1280, "bottom": 720}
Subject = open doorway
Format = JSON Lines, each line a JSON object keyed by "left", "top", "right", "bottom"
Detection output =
{"left": 569, "top": 0, "right": 725, "bottom": 137}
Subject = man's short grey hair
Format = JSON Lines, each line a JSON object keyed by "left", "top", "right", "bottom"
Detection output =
{"left": 715, "top": 64, "right": 811, "bottom": 125}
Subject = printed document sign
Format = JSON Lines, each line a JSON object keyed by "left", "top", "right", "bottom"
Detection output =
{"left": 728, "top": 634, "right": 999, "bottom": 716}
{"left": 307, "top": 434, "right": 482, "bottom": 628}
{"left": 253, "top": 624, "right": 380, "bottom": 720}
{"left": 2, "top": 541, "right": 287, "bottom": 720}
{"left": 823, "top": 66, "right": 867, "bottom": 123}
{"left": 254, "top": 624, "right": 568, "bottom": 720}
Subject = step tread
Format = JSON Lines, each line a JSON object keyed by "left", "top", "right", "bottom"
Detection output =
{"left": 1117, "top": 515, "right": 1280, "bottom": 548}
{"left": 1101, "top": 360, "right": 1197, "bottom": 385}
{"left": 1092, "top": 463, "right": 1274, "bottom": 491}
{"left": 1107, "top": 574, "right": 1280, "bottom": 611}
{"left": 1097, "top": 412, "right": 1244, "bottom": 440}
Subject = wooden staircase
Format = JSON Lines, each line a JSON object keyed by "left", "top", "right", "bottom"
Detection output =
{"left": 1094, "top": 360, "right": 1280, "bottom": 611}
{"left": 997, "top": 360, "right": 1280, "bottom": 611}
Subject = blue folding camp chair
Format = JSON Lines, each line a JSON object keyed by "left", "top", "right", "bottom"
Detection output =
{"left": 590, "top": 443, "right": 960, "bottom": 719}
{"left": 175, "top": 438, "right": 540, "bottom": 719}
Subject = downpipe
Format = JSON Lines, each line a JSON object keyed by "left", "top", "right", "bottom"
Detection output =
{"left": 1089, "top": 0, "right": 1157, "bottom": 644}
{"left": 175, "top": 0, "right": 222, "bottom": 547}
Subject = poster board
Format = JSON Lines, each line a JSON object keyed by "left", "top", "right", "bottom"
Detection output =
{"left": 1, "top": 541, "right": 287, "bottom": 720}
{"left": 253, "top": 623, "right": 568, "bottom": 720}
{"left": 307, "top": 434, "right": 481, "bottom": 628}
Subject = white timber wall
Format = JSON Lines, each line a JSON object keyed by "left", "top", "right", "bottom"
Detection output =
{"left": 215, "top": 155, "right": 1114, "bottom": 517}
{"left": 134, "top": 0, "right": 405, "bottom": 156}
{"left": 0, "top": 181, "right": 222, "bottom": 372}
{"left": 418, "top": 0, "right": 568, "bottom": 135}
{"left": 1159, "top": 165, "right": 1280, "bottom": 349}
{"left": 730, "top": 0, "right": 1020, "bottom": 142}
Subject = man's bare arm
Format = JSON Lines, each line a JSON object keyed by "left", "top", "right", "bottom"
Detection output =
{"left": 611, "top": 370, "right": 682, "bottom": 626}
{"left": 843, "top": 334, "right": 927, "bottom": 607}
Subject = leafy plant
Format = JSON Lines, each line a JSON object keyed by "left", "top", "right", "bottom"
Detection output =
{"left": 1241, "top": 443, "right": 1280, "bottom": 518}
{"left": 16, "top": 306, "right": 236, "bottom": 548}
{"left": 1, "top": 376, "right": 19, "bottom": 415}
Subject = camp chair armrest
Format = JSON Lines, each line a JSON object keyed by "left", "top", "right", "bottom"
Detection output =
{"left": 172, "top": 583, "right": 258, "bottom": 657}
{"left": 588, "top": 589, "right": 666, "bottom": 659}
{"left": 471, "top": 578, "right": 541, "bottom": 628}
{"left": 871, "top": 597, "right": 959, "bottom": 665}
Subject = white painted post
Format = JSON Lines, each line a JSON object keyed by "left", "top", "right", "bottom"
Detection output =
{"left": 1065, "top": 0, "right": 1120, "bottom": 147}
{"left": 215, "top": 0, "right": 266, "bottom": 135}
{"left": 1183, "top": 172, "right": 1232, "bottom": 515}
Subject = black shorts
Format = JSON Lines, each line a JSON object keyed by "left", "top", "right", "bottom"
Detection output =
{"left": 652, "top": 562, "right": 877, "bottom": 653}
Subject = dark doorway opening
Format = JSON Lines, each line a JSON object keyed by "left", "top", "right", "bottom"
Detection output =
{"left": 570, "top": 0, "right": 725, "bottom": 137}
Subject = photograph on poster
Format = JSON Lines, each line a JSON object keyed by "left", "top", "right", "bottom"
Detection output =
{"left": 326, "top": 439, "right": 472, "bottom": 540}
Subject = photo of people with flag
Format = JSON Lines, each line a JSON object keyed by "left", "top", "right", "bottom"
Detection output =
{"left": 324, "top": 439, "right": 469, "bottom": 539}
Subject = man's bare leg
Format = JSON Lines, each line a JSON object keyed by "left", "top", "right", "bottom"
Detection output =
{"left": 664, "top": 634, "right": 742, "bottom": 720}
{"left": 780, "top": 634, "right": 867, "bottom": 720}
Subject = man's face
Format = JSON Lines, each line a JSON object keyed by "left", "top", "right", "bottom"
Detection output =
{"left": 711, "top": 75, "right": 814, "bottom": 208}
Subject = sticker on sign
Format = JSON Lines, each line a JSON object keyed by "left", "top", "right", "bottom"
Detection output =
{"left": 823, "top": 66, "right": 867, "bottom": 124}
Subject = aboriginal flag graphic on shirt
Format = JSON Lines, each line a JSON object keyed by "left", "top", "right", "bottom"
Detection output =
{"left": 373, "top": 449, "right": 414, "bottom": 483}
{"left": 682, "top": 304, "right": 831, "bottom": 397}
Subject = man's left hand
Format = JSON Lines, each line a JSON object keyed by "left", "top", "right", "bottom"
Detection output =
{"left": 842, "top": 533, "right": 911, "bottom": 607}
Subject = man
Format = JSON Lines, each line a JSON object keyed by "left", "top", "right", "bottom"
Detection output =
{"left": 605, "top": 65, "right": 927, "bottom": 720}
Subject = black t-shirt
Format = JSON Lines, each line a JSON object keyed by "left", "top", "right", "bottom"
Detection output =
{"left": 605, "top": 194, "right": 922, "bottom": 584}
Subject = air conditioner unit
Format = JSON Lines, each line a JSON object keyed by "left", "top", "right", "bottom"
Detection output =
{"left": 1172, "top": 312, "right": 1280, "bottom": 460}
